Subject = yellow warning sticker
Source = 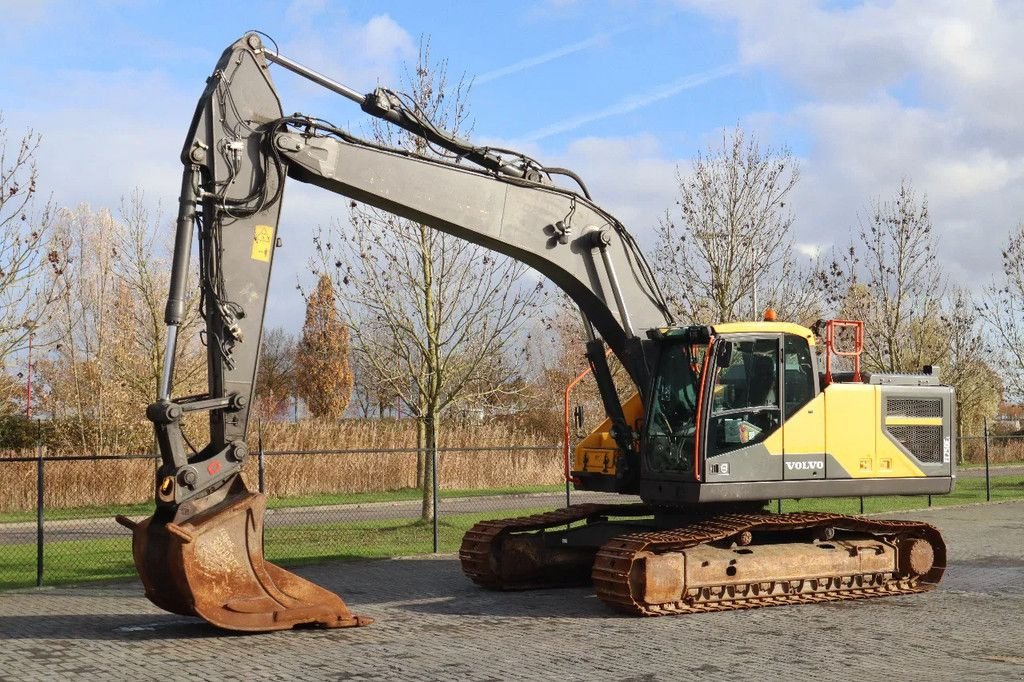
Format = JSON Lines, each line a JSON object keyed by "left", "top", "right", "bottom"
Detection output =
{"left": 251, "top": 224, "right": 274, "bottom": 262}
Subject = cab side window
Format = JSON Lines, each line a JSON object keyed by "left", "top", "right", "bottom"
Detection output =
{"left": 707, "top": 337, "right": 781, "bottom": 457}
{"left": 783, "top": 334, "right": 816, "bottom": 416}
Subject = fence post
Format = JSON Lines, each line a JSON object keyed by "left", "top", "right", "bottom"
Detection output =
{"left": 257, "top": 418, "right": 265, "bottom": 494}
{"left": 776, "top": 499, "right": 782, "bottom": 514}
{"left": 859, "top": 496, "right": 864, "bottom": 515}
{"left": 431, "top": 446, "right": 439, "bottom": 554}
{"left": 984, "top": 417, "right": 991, "bottom": 502}
{"left": 35, "top": 419, "right": 43, "bottom": 587}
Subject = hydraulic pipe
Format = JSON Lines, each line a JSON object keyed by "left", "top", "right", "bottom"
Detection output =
{"left": 563, "top": 350, "right": 612, "bottom": 483}
{"left": 596, "top": 233, "right": 636, "bottom": 338}
{"left": 165, "top": 167, "right": 199, "bottom": 326}
{"left": 160, "top": 166, "right": 199, "bottom": 399}
{"left": 158, "top": 325, "right": 178, "bottom": 400}
{"left": 262, "top": 39, "right": 529, "bottom": 180}
{"left": 263, "top": 50, "right": 366, "bottom": 105}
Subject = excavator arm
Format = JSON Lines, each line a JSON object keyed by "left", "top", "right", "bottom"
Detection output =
{"left": 121, "top": 33, "right": 670, "bottom": 632}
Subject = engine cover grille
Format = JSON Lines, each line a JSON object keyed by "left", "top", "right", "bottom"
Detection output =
{"left": 887, "top": 425, "right": 943, "bottom": 463}
{"left": 886, "top": 398, "right": 942, "bottom": 418}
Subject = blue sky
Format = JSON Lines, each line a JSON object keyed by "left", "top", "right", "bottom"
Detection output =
{"left": 4, "top": 0, "right": 1024, "bottom": 330}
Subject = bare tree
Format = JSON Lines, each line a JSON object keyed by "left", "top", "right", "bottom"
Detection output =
{"left": 314, "top": 42, "right": 542, "bottom": 521}
{"left": 979, "top": 221, "right": 1024, "bottom": 399}
{"left": 110, "top": 192, "right": 205, "bottom": 404}
{"left": 254, "top": 326, "right": 297, "bottom": 420}
{"left": 520, "top": 292, "right": 621, "bottom": 441}
{"left": 39, "top": 196, "right": 204, "bottom": 453}
{"left": 943, "top": 290, "right": 1001, "bottom": 448}
{"left": 348, "top": 316, "right": 400, "bottom": 419}
{"left": 655, "top": 125, "right": 819, "bottom": 325}
{"left": 0, "top": 115, "right": 63, "bottom": 359}
{"left": 821, "top": 182, "right": 998, "bottom": 441}
{"left": 295, "top": 274, "right": 353, "bottom": 419}
{"left": 824, "top": 180, "right": 946, "bottom": 374}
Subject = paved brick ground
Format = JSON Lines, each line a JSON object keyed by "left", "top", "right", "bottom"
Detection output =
{"left": 0, "top": 502, "right": 1021, "bottom": 681}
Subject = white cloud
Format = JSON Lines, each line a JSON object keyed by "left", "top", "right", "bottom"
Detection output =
{"left": 278, "top": 5, "right": 415, "bottom": 96}
{"left": 796, "top": 243, "right": 820, "bottom": 259}
{"left": 680, "top": 0, "right": 1024, "bottom": 289}
{"left": 0, "top": 0, "right": 58, "bottom": 39}
{"left": 550, "top": 134, "right": 682, "bottom": 245}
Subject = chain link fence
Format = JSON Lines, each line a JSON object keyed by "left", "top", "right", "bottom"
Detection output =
{"left": 1, "top": 434, "right": 1021, "bottom": 591}
{"left": 0, "top": 444, "right": 577, "bottom": 591}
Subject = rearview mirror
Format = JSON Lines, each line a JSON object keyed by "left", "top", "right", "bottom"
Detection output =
{"left": 572, "top": 404, "right": 585, "bottom": 436}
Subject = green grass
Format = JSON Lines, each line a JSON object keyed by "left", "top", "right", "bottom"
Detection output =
{"left": 263, "top": 506, "right": 552, "bottom": 565}
{"left": 782, "top": 474, "right": 1024, "bottom": 515}
{"left": 264, "top": 484, "right": 564, "bottom": 512}
{"left": 0, "top": 537, "right": 136, "bottom": 589}
{"left": 958, "top": 460, "right": 1024, "bottom": 469}
{"left": 1, "top": 477, "right": 1021, "bottom": 592}
{"left": 0, "top": 506, "right": 553, "bottom": 591}
{"left": 0, "top": 484, "right": 566, "bottom": 523}
{"left": 0, "top": 502, "right": 156, "bottom": 524}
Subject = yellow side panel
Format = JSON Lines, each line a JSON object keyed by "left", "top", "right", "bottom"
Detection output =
{"left": 572, "top": 392, "right": 644, "bottom": 476}
{"left": 824, "top": 384, "right": 925, "bottom": 478}
{"left": 873, "top": 390, "right": 926, "bottom": 478}
{"left": 824, "top": 384, "right": 877, "bottom": 478}
{"left": 771, "top": 392, "right": 826, "bottom": 456}
{"left": 885, "top": 416, "right": 943, "bottom": 427}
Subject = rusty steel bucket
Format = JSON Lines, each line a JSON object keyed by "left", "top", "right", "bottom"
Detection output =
{"left": 116, "top": 480, "right": 371, "bottom": 632}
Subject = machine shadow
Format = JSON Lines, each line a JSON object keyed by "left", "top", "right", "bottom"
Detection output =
{"left": 0, "top": 613, "right": 232, "bottom": 641}
{"left": 307, "top": 556, "right": 617, "bottom": 618}
{"left": 0, "top": 556, "right": 626, "bottom": 639}
{"left": 394, "top": 586, "right": 620, "bottom": 620}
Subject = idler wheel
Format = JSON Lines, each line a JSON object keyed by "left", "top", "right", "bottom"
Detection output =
{"left": 901, "top": 538, "right": 935, "bottom": 577}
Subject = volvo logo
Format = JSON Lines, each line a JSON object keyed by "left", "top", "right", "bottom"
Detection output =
{"left": 786, "top": 461, "right": 823, "bottom": 470}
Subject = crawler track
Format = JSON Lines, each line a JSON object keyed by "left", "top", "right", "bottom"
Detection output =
{"left": 459, "top": 505, "right": 946, "bottom": 615}
{"left": 593, "top": 512, "right": 945, "bottom": 615}
{"left": 459, "top": 504, "right": 639, "bottom": 590}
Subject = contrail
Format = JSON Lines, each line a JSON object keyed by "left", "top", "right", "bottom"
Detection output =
{"left": 519, "top": 63, "right": 739, "bottom": 143}
{"left": 476, "top": 27, "right": 631, "bottom": 85}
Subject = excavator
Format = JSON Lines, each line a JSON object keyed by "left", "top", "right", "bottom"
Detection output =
{"left": 117, "top": 33, "right": 954, "bottom": 632}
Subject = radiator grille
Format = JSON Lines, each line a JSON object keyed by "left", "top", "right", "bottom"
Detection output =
{"left": 886, "top": 398, "right": 942, "bottom": 418}
{"left": 887, "top": 425, "right": 943, "bottom": 463}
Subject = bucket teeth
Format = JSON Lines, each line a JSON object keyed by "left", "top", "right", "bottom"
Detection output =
{"left": 123, "top": 482, "right": 371, "bottom": 632}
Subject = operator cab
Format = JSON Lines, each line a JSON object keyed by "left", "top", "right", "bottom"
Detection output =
{"left": 643, "top": 321, "right": 818, "bottom": 480}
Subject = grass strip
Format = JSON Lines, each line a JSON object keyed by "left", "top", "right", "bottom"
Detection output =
{"left": 0, "top": 484, "right": 567, "bottom": 523}
{"left": 1, "top": 477, "right": 1020, "bottom": 591}
{"left": 0, "top": 506, "right": 553, "bottom": 590}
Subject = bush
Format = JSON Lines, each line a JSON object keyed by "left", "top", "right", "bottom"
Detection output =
{"left": 0, "top": 415, "right": 37, "bottom": 451}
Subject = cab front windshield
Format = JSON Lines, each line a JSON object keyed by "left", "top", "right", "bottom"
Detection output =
{"left": 645, "top": 342, "right": 707, "bottom": 473}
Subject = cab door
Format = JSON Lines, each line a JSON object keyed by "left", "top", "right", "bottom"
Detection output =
{"left": 781, "top": 333, "right": 826, "bottom": 480}
{"left": 702, "top": 335, "right": 784, "bottom": 483}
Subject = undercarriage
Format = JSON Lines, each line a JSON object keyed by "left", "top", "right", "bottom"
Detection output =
{"left": 460, "top": 504, "right": 945, "bottom": 615}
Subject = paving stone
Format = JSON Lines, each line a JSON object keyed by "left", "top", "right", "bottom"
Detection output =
{"left": 0, "top": 503, "right": 1021, "bottom": 681}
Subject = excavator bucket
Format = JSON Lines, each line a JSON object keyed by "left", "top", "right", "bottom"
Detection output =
{"left": 116, "top": 482, "right": 371, "bottom": 632}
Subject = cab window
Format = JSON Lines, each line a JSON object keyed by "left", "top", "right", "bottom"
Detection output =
{"left": 707, "top": 337, "right": 781, "bottom": 457}
{"left": 645, "top": 342, "right": 707, "bottom": 473}
{"left": 783, "top": 334, "right": 816, "bottom": 416}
